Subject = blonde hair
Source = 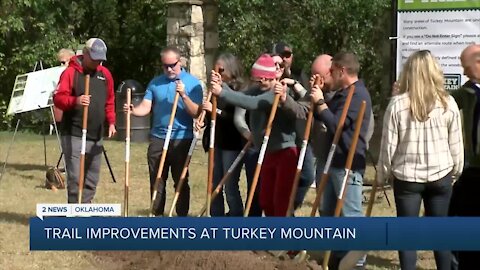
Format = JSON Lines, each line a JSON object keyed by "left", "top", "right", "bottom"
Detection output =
{"left": 57, "top": 48, "right": 75, "bottom": 58}
{"left": 398, "top": 50, "right": 448, "bottom": 121}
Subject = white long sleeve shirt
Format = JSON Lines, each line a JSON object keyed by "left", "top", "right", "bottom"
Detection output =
{"left": 377, "top": 93, "right": 464, "bottom": 183}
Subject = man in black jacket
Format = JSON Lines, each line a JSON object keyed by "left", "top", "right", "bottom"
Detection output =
{"left": 311, "top": 52, "right": 372, "bottom": 268}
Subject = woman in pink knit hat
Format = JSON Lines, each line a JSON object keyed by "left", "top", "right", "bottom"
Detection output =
{"left": 210, "top": 54, "right": 308, "bottom": 216}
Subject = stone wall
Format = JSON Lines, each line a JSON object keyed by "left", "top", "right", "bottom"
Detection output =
{"left": 166, "top": 0, "right": 219, "bottom": 87}
{"left": 202, "top": 0, "right": 219, "bottom": 77}
{"left": 167, "top": 0, "right": 207, "bottom": 84}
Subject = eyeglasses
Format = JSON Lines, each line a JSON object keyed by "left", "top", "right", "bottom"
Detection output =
{"left": 281, "top": 51, "right": 292, "bottom": 59}
{"left": 163, "top": 60, "right": 179, "bottom": 70}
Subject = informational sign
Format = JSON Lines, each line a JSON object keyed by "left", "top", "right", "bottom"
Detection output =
{"left": 396, "top": 0, "right": 480, "bottom": 90}
{"left": 6, "top": 66, "right": 66, "bottom": 115}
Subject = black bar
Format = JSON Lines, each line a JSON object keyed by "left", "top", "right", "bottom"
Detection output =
{"left": 102, "top": 147, "right": 117, "bottom": 183}
{"left": 391, "top": 0, "right": 398, "bottom": 87}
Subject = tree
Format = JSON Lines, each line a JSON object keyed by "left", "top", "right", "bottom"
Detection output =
{"left": 0, "top": 0, "right": 168, "bottom": 130}
{"left": 0, "top": 0, "right": 392, "bottom": 131}
{"left": 218, "top": 0, "right": 392, "bottom": 115}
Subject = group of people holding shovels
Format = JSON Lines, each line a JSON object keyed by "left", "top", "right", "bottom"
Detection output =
{"left": 53, "top": 37, "right": 479, "bottom": 270}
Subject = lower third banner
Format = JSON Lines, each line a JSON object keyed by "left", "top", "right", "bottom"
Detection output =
{"left": 30, "top": 217, "right": 480, "bottom": 251}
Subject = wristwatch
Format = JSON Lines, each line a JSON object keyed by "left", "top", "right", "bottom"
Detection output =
{"left": 315, "top": 99, "right": 325, "bottom": 106}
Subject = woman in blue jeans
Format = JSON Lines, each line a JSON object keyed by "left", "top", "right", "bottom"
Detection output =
{"left": 377, "top": 50, "right": 464, "bottom": 270}
{"left": 200, "top": 53, "right": 247, "bottom": 216}
{"left": 233, "top": 107, "right": 263, "bottom": 216}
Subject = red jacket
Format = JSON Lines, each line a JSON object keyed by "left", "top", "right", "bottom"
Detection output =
{"left": 53, "top": 56, "right": 115, "bottom": 141}
{"left": 54, "top": 55, "right": 115, "bottom": 125}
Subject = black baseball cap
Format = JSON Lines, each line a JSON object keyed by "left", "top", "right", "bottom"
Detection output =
{"left": 272, "top": 41, "right": 293, "bottom": 55}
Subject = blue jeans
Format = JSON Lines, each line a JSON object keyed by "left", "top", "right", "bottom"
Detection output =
{"left": 294, "top": 144, "right": 316, "bottom": 209}
{"left": 244, "top": 147, "right": 263, "bottom": 216}
{"left": 315, "top": 166, "right": 364, "bottom": 217}
{"left": 210, "top": 149, "right": 243, "bottom": 216}
{"left": 316, "top": 164, "right": 366, "bottom": 265}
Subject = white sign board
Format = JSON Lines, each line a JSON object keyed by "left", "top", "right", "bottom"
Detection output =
{"left": 396, "top": 0, "right": 480, "bottom": 90}
{"left": 6, "top": 66, "right": 66, "bottom": 115}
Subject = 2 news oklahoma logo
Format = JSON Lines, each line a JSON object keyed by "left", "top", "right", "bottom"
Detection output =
{"left": 444, "top": 74, "right": 461, "bottom": 91}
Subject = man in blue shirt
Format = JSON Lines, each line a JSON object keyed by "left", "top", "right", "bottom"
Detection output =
{"left": 127, "top": 46, "right": 203, "bottom": 216}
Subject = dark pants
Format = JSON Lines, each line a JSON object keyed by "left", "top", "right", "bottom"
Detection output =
{"left": 147, "top": 137, "right": 192, "bottom": 216}
{"left": 394, "top": 173, "right": 453, "bottom": 270}
{"left": 294, "top": 144, "right": 316, "bottom": 210}
{"left": 449, "top": 167, "right": 480, "bottom": 270}
{"left": 62, "top": 135, "right": 103, "bottom": 203}
{"left": 244, "top": 147, "right": 263, "bottom": 216}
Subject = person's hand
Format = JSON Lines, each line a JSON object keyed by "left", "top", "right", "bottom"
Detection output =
{"left": 76, "top": 95, "right": 91, "bottom": 106}
{"left": 311, "top": 74, "right": 325, "bottom": 89}
{"left": 176, "top": 80, "right": 186, "bottom": 98}
{"left": 309, "top": 74, "right": 318, "bottom": 88}
{"left": 123, "top": 103, "right": 133, "bottom": 113}
{"left": 194, "top": 117, "right": 205, "bottom": 131}
{"left": 281, "top": 78, "right": 295, "bottom": 86}
{"left": 108, "top": 124, "right": 117, "bottom": 138}
{"left": 274, "top": 82, "right": 288, "bottom": 103}
{"left": 211, "top": 70, "right": 222, "bottom": 85}
{"left": 211, "top": 81, "right": 223, "bottom": 96}
{"left": 202, "top": 101, "right": 213, "bottom": 112}
{"left": 310, "top": 84, "right": 324, "bottom": 104}
{"left": 391, "top": 81, "right": 400, "bottom": 96}
{"left": 242, "top": 131, "right": 252, "bottom": 141}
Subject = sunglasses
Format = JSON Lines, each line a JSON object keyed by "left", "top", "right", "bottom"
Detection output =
{"left": 163, "top": 60, "right": 179, "bottom": 69}
{"left": 275, "top": 62, "right": 285, "bottom": 69}
{"left": 281, "top": 51, "right": 292, "bottom": 58}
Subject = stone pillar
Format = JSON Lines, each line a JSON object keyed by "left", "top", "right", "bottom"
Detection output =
{"left": 167, "top": 0, "right": 206, "bottom": 84}
{"left": 202, "top": 0, "right": 219, "bottom": 76}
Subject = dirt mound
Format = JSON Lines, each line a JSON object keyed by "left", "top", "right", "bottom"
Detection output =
{"left": 92, "top": 251, "right": 320, "bottom": 270}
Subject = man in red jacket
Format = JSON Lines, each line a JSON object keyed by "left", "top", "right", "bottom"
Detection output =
{"left": 53, "top": 38, "right": 116, "bottom": 203}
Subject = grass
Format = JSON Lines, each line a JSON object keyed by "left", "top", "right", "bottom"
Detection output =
{"left": 0, "top": 131, "right": 436, "bottom": 270}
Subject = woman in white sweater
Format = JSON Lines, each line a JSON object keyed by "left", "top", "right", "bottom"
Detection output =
{"left": 377, "top": 50, "right": 464, "bottom": 270}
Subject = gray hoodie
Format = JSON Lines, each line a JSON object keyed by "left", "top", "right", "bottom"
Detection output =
{"left": 219, "top": 84, "right": 307, "bottom": 152}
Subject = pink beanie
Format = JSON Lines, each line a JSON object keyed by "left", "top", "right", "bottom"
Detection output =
{"left": 251, "top": 54, "right": 276, "bottom": 79}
